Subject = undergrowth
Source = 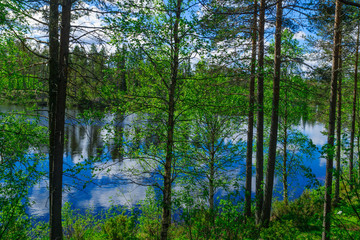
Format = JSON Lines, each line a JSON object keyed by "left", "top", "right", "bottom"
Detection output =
{"left": 25, "top": 182, "right": 360, "bottom": 240}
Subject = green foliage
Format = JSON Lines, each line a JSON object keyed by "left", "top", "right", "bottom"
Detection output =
{"left": 29, "top": 220, "right": 50, "bottom": 240}
{"left": 329, "top": 173, "right": 360, "bottom": 239}
{"left": 3, "top": 2, "right": 360, "bottom": 240}
{"left": 33, "top": 202, "right": 140, "bottom": 240}
{"left": 175, "top": 112, "right": 246, "bottom": 209}
{"left": 0, "top": 201, "right": 31, "bottom": 240}
{"left": 0, "top": 35, "right": 47, "bottom": 104}
{"left": 272, "top": 190, "right": 323, "bottom": 231}
{"left": 176, "top": 194, "right": 258, "bottom": 239}
{"left": 102, "top": 214, "right": 138, "bottom": 240}
{"left": 260, "top": 220, "right": 301, "bottom": 240}
{"left": 276, "top": 130, "right": 319, "bottom": 189}
{"left": 62, "top": 202, "right": 103, "bottom": 240}
{"left": 137, "top": 189, "right": 162, "bottom": 239}
{"left": 0, "top": 111, "right": 46, "bottom": 239}
{"left": 25, "top": 182, "right": 360, "bottom": 239}
{"left": 216, "top": 198, "right": 258, "bottom": 239}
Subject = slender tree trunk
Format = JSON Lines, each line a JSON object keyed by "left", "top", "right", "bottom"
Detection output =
{"left": 358, "top": 94, "right": 360, "bottom": 182}
{"left": 350, "top": 24, "right": 359, "bottom": 190}
{"left": 260, "top": 0, "right": 283, "bottom": 228}
{"left": 322, "top": 1, "right": 342, "bottom": 239}
{"left": 245, "top": 0, "right": 258, "bottom": 218}
{"left": 255, "top": 0, "right": 266, "bottom": 225}
{"left": 358, "top": 133, "right": 360, "bottom": 183}
{"left": 160, "top": 1, "right": 182, "bottom": 239}
{"left": 209, "top": 146, "right": 215, "bottom": 224}
{"left": 335, "top": 40, "right": 342, "bottom": 202}
{"left": 23, "top": 71, "right": 27, "bottom": 90}
{"left": 209, "top": 158, "right": 215, "bottom": 212}
{"left": 208, "top": 122, "right": 216, "bottom": 223}
{"left": 283, "top": 91, "right": 288, "bottom": 206}
{"left": 359, "top": 136, "right": 360, "bottom": 183}
{"left": 283, "top": 132, "right": 288, "bottom": 205}
{"left": 48, "top": 0, "right": 61, "bottom": 239}
{"left": 74, "top": 71, "right": 77, "bottom": 98}
{"left": 358, "top": 89, "right": 360, "bottom": 183}
{"left": 119, "top": 45, "right": 127, "bottom": 92}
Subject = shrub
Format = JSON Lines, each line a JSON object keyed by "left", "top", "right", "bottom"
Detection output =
{"left": 62, "top": 202, "right": 104, "bottom": 240}
{"left": 137, "top": 189, "right": 161, "bottom": 239}
{"left": 272, "top": 189, "right": 323, "bottom": 231}
{"left": 101, "top": 214, "right": 138, "bottom": 240}
{"left": 260, "top": 220, "right": 300, "bottom": 240}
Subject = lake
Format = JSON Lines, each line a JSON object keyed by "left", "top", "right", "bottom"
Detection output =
{"left": 0, "top": 104, "right": 327, "bottom": 221}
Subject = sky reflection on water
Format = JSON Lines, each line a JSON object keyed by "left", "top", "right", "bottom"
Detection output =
{"left": 0, "top": 105, "right": 327, "bottom": 221}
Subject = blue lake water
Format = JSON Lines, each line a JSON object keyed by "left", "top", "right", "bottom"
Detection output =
{"left": 0, "top": 104, "right": 328, "bottom": 221}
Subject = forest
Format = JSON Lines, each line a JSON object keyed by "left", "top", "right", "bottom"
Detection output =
{"left": 1, "top": 0, "right": 360, "bottom": 239}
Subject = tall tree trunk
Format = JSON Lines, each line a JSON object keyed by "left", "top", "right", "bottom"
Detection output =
{"left": 209, "top": 130, "right": 215, "bottom": 212}
{"left": 209, "top": 142, "right": 215, "bottom": 224}
{"left": 358, "top": 132, "right": 360, "bottom": 183}
{"left": 260, "top": 0, "right": 283, "bottom": 228}
{"left": 335, "top": 38, "right": 343, "bottom": 202}
{"left": 322, "top": 1, "right": 342, "bottom": 239}
{"left": 358, "top": 94, "right": 360, "bottom": 183}
{"left": 255, "top": 0, "right": 266, "bottom": 225}
{"left": 283, "top": 129, "right": 288, "bottom": 205}
{"left": 350, "top": 24, "right": 359, "bottom": 190}
{"left": 245, "top": 0, "right": 258, "bottom": 218}
{"left": 208, "top": 122, "right": 216, "bottom": 223}
{"left": 283, "top": 90, "right": 288, "bottom": 206}
{"left": 160, "top": 1, "right": 182, "bottom": 239}
{"left": 48, "top": 0, "right": 61, "bottom": 238}
{"left": 49, "top": 1, "right": 71, "bottom": 239}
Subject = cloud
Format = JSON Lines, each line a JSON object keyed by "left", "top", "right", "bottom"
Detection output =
{"left": 319, "top": 157, "right": 326, "bottom": 167}
{"left": 79, "top": 184, "right": 147, "bottom": 208}
{"left": 294, "top": 31, "right": 306, "bottom": 41}
{"left": 28, "top": 180, "right": 49, "bottom": 217}
{"left": 295, "top": 121, "right": 326, "bottom": 146}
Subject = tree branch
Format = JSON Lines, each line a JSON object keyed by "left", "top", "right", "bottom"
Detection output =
{"left": 339, "top": 0, "right": 360, "bottom": 8}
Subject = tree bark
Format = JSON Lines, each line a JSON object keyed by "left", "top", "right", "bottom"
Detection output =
{"left": 283, "top": 91, "right": 288, "bottom": 206}
{"left": 358, "top": 132, "right": 360, "bottom": 183}
{"left": 260, "top": 0, "right": 283, "bottom": 228}
{"left": 245, "top": 0, "right": 257, "bottom": 218}
{"left": 48, "top": 0, "right": 61, "bottom": 238}
{"left": 160, "top": 1, "right": 182, "bottom": 239}
{"left": 322, "top": 1, "right": 342, "bottom": 239}
{"left": 119, "top": 45, "right": 127, "bottom": 92}
{"left": 208, "top": 121, "right": 216, "bottom": 224}
{"left": 209, "top": 159, "right": 215, "bottom": 212}
{"left": 283, "top": 134, "right": 288, "bottom": 205}
{"left": 49, "top": 0, "right": 71, "bottom": 239}
{"left": 349, "top": 24, "right": 359, "bottom": 190}
{"left": 255, "top": 0, "right": 265, "bottom": 225}
{"left": 335, "top": 38, "right": 342, "bottom": 202}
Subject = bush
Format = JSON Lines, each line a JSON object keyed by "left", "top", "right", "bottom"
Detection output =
{"left": 62, "top": 202, "right": 104, "bottom": 240}
{"left": 0, "top": 113, "right": 47, "bottom": 240}
{"left": 272, "top": 189, "right": 323, "bottom": 231}
{"left": 260, "top": 220, "right": 301, "bottom": 240}
{"left": 102, "top": 214, "right": 138, "bottom": 240}
{"left": 137, "top": 189, "right": 161, "bottom": 239}
{"left": 178, "top": 198, "right": 258, "bottom": 240}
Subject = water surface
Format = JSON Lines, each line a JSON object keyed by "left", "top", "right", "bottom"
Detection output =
{"left": 0, "top": 104, "right": 327, "bottom": 221}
